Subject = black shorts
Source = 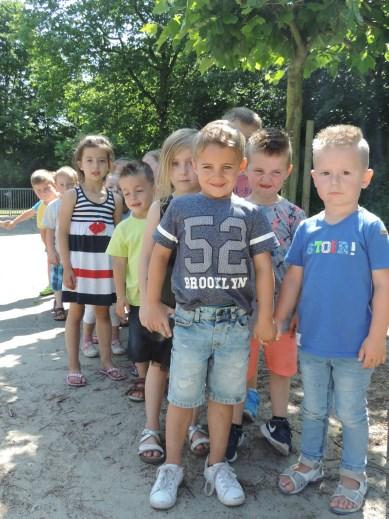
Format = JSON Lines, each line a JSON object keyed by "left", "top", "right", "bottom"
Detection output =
{"left": 128, "top": 306, "right": 172, "bottom": 369}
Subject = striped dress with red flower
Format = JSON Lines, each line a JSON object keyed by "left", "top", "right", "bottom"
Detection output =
{"left": 62, "top": 186, "right": 116, "bottom": 306}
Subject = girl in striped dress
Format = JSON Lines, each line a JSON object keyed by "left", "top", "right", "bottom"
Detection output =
{"left": 58, "top": 135, "right": 127, "bottom": 387}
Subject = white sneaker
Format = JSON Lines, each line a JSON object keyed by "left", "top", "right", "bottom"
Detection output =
{"left": 111, "top": 339, "right": 126, "bottom": 355}
{"left": 81, "top": 341, "right": 99, "bottom": 358}
{"left": 204, "top": 459, "right": 245, "bottom": 506}
{"left": 149, "top": 464, "right": 184, "bottom": 510}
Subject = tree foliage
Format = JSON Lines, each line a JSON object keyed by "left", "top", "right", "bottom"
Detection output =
{"left": 153, "top": 0, "right": 389, "bottom": 200}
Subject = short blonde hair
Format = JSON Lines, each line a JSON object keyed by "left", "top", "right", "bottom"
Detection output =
{"left": 313, "top": 125, "right": 369, "bottom": 168}
{"left": 156, "top": 128, "right": 197, "bottom": 200}
{"left": 247, "top": 128, "right": 292, "bottom": 163}
{"left": 55, "top": 166, "right": 78, "bottom": 184}
{"left": 30, "top": 169, "right": 55, "bottom": 186}
{"left": 193, "top": 120, "right": 245, "bottom": 160}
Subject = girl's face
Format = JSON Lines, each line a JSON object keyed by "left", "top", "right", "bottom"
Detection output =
{"left": 55, "top": 173, "right": 77, "bottom": 195}
{"left": 169, "top": 147, "right": 199, "bottom": 195}
{"left": 78, "top": 146, "right": 110, "bottom": 183}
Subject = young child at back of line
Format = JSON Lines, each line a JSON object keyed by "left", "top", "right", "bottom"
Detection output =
{"left": 43, "top": 166, "right": 79, "bottom": 321}
{"left": 226, "top": 128, "right": 305, "bottom": 462}
{"left": 223, "top": 106, "right": 262, "bottom": 198}
{"left": 137, "top": 129, "right": 210, "bottom": 465}
{"left": 1, "top": 169, "right": 58, "bottom": 296}
{"left": 145, "top": 120, "right": 278, "bottom": 510}
{"left": 276, "top": 125, "right": 389, "bottom": 515}
{"left": 58, "top": 135, "right": 126, "bottom": 387}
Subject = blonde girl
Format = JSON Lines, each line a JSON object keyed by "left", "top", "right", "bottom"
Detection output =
{"left": 137, "top": 129, "right": 209, "bottom": 464}
{"left": 58, "top": 135, "right": 126, "bottom": 387}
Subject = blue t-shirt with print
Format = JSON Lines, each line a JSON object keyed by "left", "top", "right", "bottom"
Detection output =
{"left": 153, "top": 193, "right": 279, "bottom": 313}
{"left": 286, "top": 207, "right": 389, "bottom": 358}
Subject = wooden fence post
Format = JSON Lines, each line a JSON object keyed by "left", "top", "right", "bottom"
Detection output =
{"left": 301, "top": 120, "right": 314, "bottom": 216}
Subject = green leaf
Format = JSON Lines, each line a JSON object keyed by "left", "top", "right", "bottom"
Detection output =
{"left": 141, "top": 23, "right": 159, "bottom": 36}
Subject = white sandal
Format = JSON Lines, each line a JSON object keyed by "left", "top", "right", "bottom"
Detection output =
{"left": 278, "top": 462, "right": 324, "bottom": 495}
{"left": 188, "top": 424, "right": 210, "bottom": 458}
{"left": 329, "top": 477, "right": 367, "bottom": 515}
{"left": 138, "top": 428, "right": 165, "bottom": 465}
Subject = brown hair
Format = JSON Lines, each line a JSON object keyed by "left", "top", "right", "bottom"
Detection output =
{"left": 73, "top": 135, "right": 114, "bottom": 181}
{"left": 192, "top": 120, "right": 245, "bottom": 160}
{"left": 120, "top": 160, "right": 154, "bottom": 185}
{"left": 313, "top": 125, "right": 369, "bottom": 168}
{"left": 222, "top": 106, "right": 262, "bottom": 129}
{"left": 247, "top": 128, "right": 292, "bottom": 163}
{"left": 30, "top": 169, "right": 55, "bottom": 186}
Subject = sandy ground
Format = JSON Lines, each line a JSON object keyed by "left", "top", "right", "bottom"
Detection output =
{"left": 0, "top": 220, "right": 388, "bottom": 519}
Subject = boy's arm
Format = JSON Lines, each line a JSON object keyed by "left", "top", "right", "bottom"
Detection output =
{"left": 112, "top": 256, "right": 129, "bottom": 319}
{"left": 5, "top": 207, "right": 36, "bottom": 229}
{"left": 145, "top": 242, "right": 173, "bottom": 337}
{"left": 358, "top": 268, "right": 389, "bottom": 368}
{"left": 113, "top": 193, "right": 123, "bottom": 226}
{"left": 46, "top": 228, "right": 59, "bottom": 264}
{"left": 274, "top": 265, "right": 304, "bottom": 337}
{"left": 139, "top": 202, "right": 161, "bottom": 325}
{"left": 58, "top": 190, "right": 77, "bottom": 290}
{"left": 252, "top": 251, "right": 277, "bottom": 343}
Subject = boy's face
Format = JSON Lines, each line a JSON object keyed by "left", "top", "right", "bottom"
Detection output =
{"left": 105, "top": 174, "right": 120, "bottom": 194}
{"left": 55, "top": 174, "right": 77, "bottom": 196}
{"left": 119, "top": 174, "right": 154, "bottom": 218}
{"left": 229, "top": 120, "right": 258, "bottom": 140}
{"left": 193, "top": 144, "right": 247, "bottom": 199}
{"left": 312, "top": 146, "right": 373, "bottom": 211}
{"left": 33, "top": 181, "right": 57, "bottom": 203}
{"left": 247, "top": 151, "right": 292, "bottom": 203}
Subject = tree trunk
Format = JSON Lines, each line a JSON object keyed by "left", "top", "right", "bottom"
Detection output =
{"left": 284, "top": 52, "right": 306, "bottom": 202}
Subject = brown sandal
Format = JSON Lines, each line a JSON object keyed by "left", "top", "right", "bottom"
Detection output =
{"left": 126, "top": 377, "right": 145, "bottom": 402}
{"left": 53, "top": 307, "right": 66, "bottom": 321}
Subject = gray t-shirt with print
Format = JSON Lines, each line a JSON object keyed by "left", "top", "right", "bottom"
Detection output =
{"left": 153, "top": 193, "right": 278, "bottom": 313}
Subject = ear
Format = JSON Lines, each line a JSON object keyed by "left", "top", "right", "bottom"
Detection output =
{"left": 286, "top": 163, "right": 293, "bottom": 177}
{"left": 310, "top": 169, "right": 317, "bottom": 187}
{"left": 191, "top": 158, "right": 199, "bottom": 175}
{"left": 361, "top": 168, "right": 373, "bottom": 189}
{"left": 240, "top": 157, "right": 248, "bottom": 173}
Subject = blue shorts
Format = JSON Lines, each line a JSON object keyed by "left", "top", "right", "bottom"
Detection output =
{"left": 168, "top": 304, "right": 250, "bottom": 408}
{"left": 50, "top": 264, "right": 63, "bottom": 292}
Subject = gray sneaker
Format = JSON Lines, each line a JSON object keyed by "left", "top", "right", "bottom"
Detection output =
{"left": 204, "top": 458, "right": 245, "bottom": 506}
{"left": 150, "top": 464, "right": 184, "bottom": 510}
{"left": 81, "top": 341, "right": 99, "bottom": 358}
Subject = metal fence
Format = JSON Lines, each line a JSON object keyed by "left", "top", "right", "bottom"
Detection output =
{"left": 0, "top": 188, "right": 37, "bottom": 216}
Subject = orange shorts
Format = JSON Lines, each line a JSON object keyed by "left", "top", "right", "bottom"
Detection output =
{"left": 247, "top": 332, "right": 297, "bottom": 380}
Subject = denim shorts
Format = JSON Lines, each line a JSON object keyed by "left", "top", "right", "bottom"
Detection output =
{"left": 50, "top": 264, "right": 63, "bottom": 292}
{"left": 168, "top": 304, "right": 250, "bottom": 408}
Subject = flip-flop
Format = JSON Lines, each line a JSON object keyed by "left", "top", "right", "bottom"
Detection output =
{"left": 99, "top": 367, "right": 127, "bottom": 381}
{"left": 66, "top": 372, "right": 87, "bottom": 387}
{"left": 126, "top": 378, "right": 145, "bottom": 401}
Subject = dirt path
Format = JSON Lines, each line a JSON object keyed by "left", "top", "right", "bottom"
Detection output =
{"left": 0, "top": 221, "right": 388, "bottom": 519}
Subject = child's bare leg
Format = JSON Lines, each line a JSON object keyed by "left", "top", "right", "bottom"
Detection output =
{"left": 232, "top": 402, "right": 244, "bottom": 425}
{"left": 269, "top": 373, "right": 290, "bottom": 417}
{"left": 94, "top": 305, "right": 112, "bottom": 368}
{"left": 83, "top": 322, "right": 95, "bottom": 342}
{"left": 189, "top": 406, "right": 209, "bottom": 455}
{"left": 112, "top": 325, "right": 120, "bottom": 341}
{"left": 65, "top": 302, "right": 84, "bottom": 372}
{"left": 141, "top": 363, "right": 167, "bottom": 458}
{"left": 54, "top": 291, "right": 63, "bottom": 308}
{"left": 165, "top": 404, "right": 193, "bottom": 465}
{"left": 208, "top": 401, "right": 233, "bottom": 464}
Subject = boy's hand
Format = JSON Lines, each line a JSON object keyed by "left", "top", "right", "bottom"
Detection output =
{"left": 144, "top": 302, "right": 174, "bottom": 338}
{"left": 288, "top": 312, "right": 299, "bottom": 337}
{"left": 358, "top": 336, "right": 387, "bottom": 368}
{"left": 273, "top": 318, "right": 284, "bottom": 341}
{"left": 47, "top": 251, "right": 59, "bottom": 265}
{"left": 63, "top": 266, "right": 76, "bottom": 290}
{"left": 116, "top": 296, "right": 130, "bottom": 320}
{"left": 253, "top": 317, "right": 277, "bottom": 344}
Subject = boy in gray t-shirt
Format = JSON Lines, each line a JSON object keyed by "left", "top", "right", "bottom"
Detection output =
{"left": 144, "top": 120, "right": 278, "bottom": 510}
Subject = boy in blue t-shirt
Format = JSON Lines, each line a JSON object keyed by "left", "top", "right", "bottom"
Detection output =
{"left": 145, "top": 120, "right": 278, "bottom": 510}
{"left": 275, "top": 125, "right": 389, "bottom": 515}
